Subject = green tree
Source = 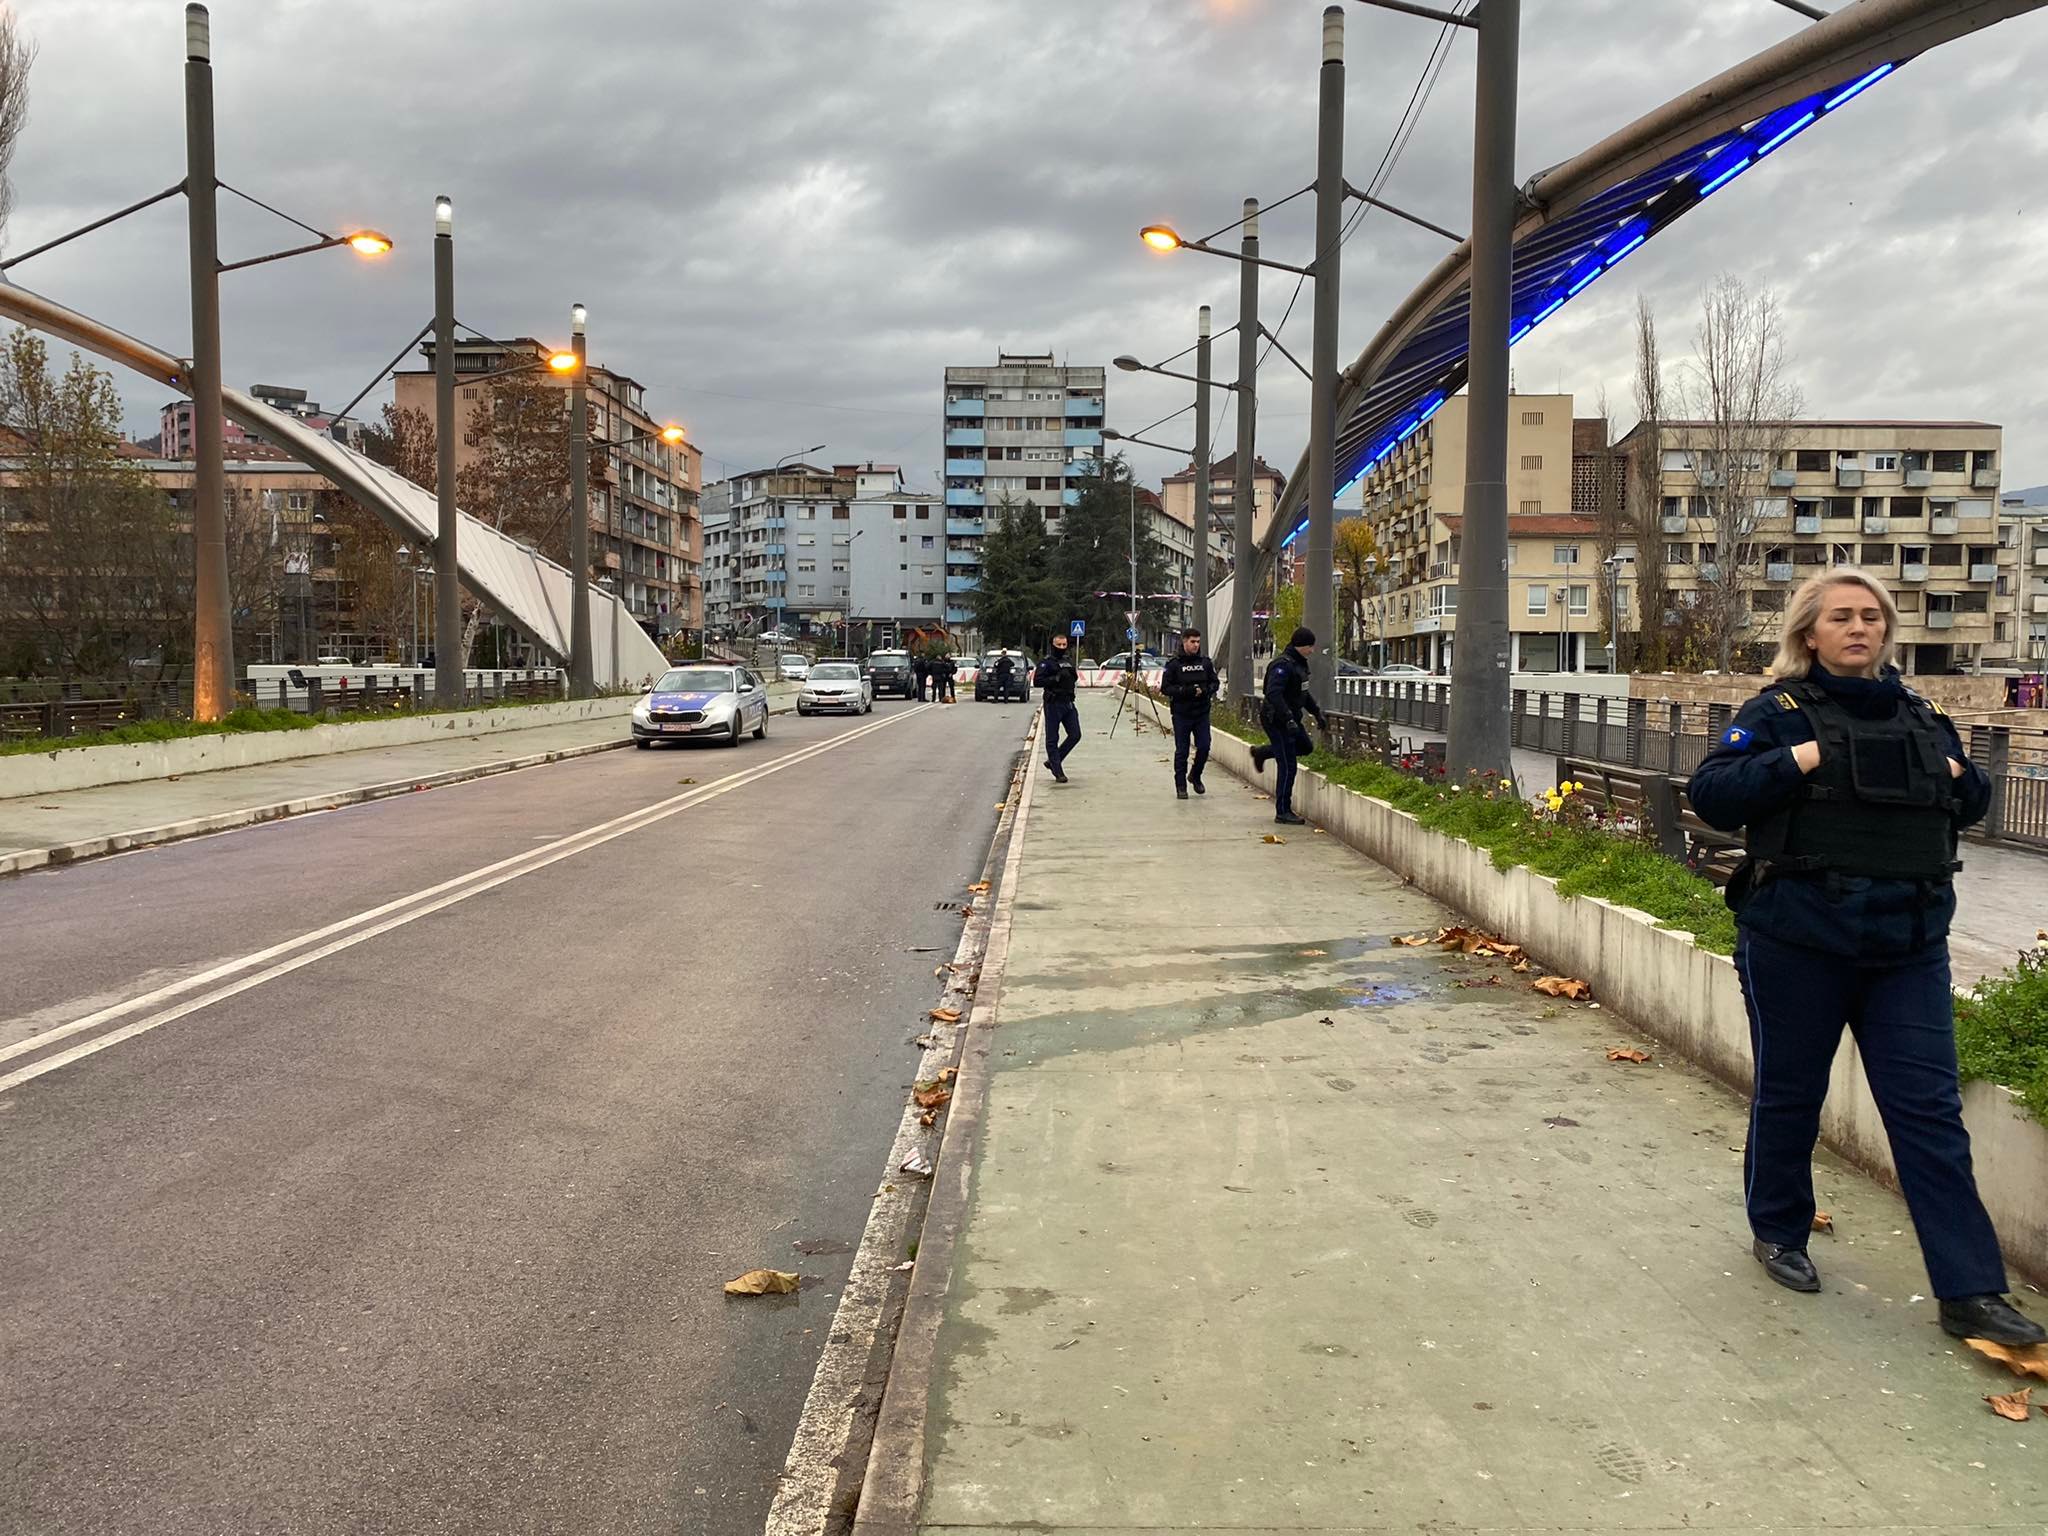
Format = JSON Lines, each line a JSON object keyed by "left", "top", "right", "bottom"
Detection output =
{"left": 1334, "top": 515, "right": 1380, "bottom": 661}
{"left": 972, "top": 498, "right": 1063, "bottom": 647}
{"left": 1271, "top": 581, "right": 1304, "bottom": 655}
{"left": 1052, "top": 454, "right": 1175, "bottom": 651}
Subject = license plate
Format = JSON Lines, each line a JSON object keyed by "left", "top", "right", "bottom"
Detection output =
{"left": 660, "top": 722, "right": 692, "bottom": 733}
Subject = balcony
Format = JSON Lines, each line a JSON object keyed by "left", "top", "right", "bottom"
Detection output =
{"left": 1902, "top": 562, "right": 1929, "bottom": 582}
{"left": 1837, "top": 466, "right": 1864, "bottom": 488}
{"left": 2034, "top": 594, "right": 2048, "bottom": 616}
{"left": 2035, "top": 548, "right": 2048, "bottom": 567}
{"left": 944, "top": 574, "right": 979, "bottom": 595}
{"left": 944, "top": 488, "right": 986, "bottom": 507}
{"left": 1065, "top": 397, "right": 1104, "bottom": 416}
{"left": 1927, "top": 609, "right": 1957, "bottom": 630}
{"left": 947, "top": 458, "right": 986, "bottom": 477}
{"left": 1697, "top": 469, "right": 1723, "bottom": 488}
{"left": 1904, "top": 468, "right": 1935, "bottom": 488}
{"left": 1660, "top": 514, "right": 1688, "bottom": 534}
{"left": 1698, "top": 561, "right": 1722, "bottom": 583}
{"left": 1862, "top": 516, "right": 1889, "bottom": 535}
{"left": 946, "top": 546, "right": 979, "bottom": 566}
{"left": 1974, "top": 467, "right": 1999, "bottom": 488}
{"left": 1794, "top": 515, "right": 1822, "bottom": 535}
{"left": 1063, "top": 486, "right": 1081, "bottom": 506}
{"left": 1931, "top": 514, "right": 1959, "bottom": 535}
{"left": 945, "top": 427, "right": 985, "bottom": 448}
{"left": 1971, "top": 563, "right": 1998, "bottom": 583}
{"left": 1063, "top": 427, "right": 1101, "bottom": 449}
{"left": 1769, "top": 469, "right": 1798, "bottom": 489}
{"left": 946, "top": 517, "right": 984, "bottom": 537}
{"left": 1766, "top": 562, "right": 1794, "bottom": 582}
{"left": 944, "top": 397, "right": 984, "bottom": 418}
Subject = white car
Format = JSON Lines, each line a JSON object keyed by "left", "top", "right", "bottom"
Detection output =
{"left": 632, "top": 664, "right": 769, "bottom": 747}
{"left": 1376, "top": 663, "right": 1430, "bottom": 677}
{"left": 797, "top": 660, "right": 873, "bottom": 716}
{"left": 778, "top": 655, "right": 810, "bottom": 682}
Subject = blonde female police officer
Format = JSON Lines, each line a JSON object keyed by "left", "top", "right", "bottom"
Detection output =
{"left": 1687, "top": 567, "right": 2043, "bottom": 1347}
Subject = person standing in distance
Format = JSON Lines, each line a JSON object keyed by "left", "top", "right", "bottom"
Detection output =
{"left": 1160, "top": 626, "right": 1220, "bottom": 800}
{"left": 1250, "top": 627, "right": 1326, "bottom": 826}
{"left": 912, "top": 651, "right": 931, "bottom": 703}
{"left": 1035, "top": 634, "right": 1082, "bottom": 783}
{"left": 1688, "top": 567, "right": 2042, "bottom": 1347}
{"left": 942, "top": 652, "right": 959, "bottom": 704}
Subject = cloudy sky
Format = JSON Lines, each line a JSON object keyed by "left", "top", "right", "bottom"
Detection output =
{"left": 6, "top": 0, "right": 2047, "bottom": 496}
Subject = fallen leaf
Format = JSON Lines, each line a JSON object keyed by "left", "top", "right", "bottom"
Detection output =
{"left": 929, "top": 1006, "right": 962, "bottom": 1023}
{"left": 677, "top": 777, "right": 697, "bottom": 785}
{"left": 937, "top": 1066, "right": 958, "bottom": 1084}
{"left": 1811, "top": 1211, "right": 1834, "bottom": 1235}
{"left": 1453, "top": 976, "right": 1505, "bottom": 989}
{"left": 1987, "top": 1387, "right": 2034, "bottom": 1422}
{"left": 1262, "top": 833, "right": 1286, "bottom": 845}
{"left": 1534, "top": 976, "right": 1593, "bottom": 1000}
{"left": 892, "top": 1259, "right": 915, "bottom": 1271}
{"left": 1393, "top": 934, "right": 1434, "bottom": 947}
{"left": 934, "top": 966, "right": 945, "bottom": 977}
{"left": 1313, "top": 827, "right": 1328, "bottom": 834}
{"left": 1607, "top": 1047, "right": 1652, "bottom": 1064}
{"left": 913, "top": 1082, "right": 952, "bottom": 1110}
{"left": 919, "top": 1110, "right": 936, "bottom": 1127}
{"left": 969, "top": 882, "right": 990, "bottom": 894}
{"left": 1965, "top": 1338, "right": 2048, "bottom": 1381}
{"left": 1512, "top": 959, "right": 1533, "bottom": 974}
{"left": 1543, "top": 1116, "right": 1581, "bottom": 1128}
{"left": 724, "top": 1269, "right": 799, "bottom": 1296}
{"left": 1298, "top": 948, "right": 1327, "bottom": 957}
{"left": 995, "top": 802, "right": 1007, "bottom": 810}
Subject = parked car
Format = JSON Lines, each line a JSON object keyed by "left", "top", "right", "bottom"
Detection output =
{"left": 778, "top": 654, "right": 810, "bottom": 682}
{"left": 1078, "top": 657, "right": 1101, "bottom": 671}
{"left": 1100, "top": 650, "right": 1163, "bottom": 673}
{"left": 1376, "top": 663, "right": 1430, "bottom": 677}
{"left": 974, "top": 650, "right": 1032, "bottom": 702}
{"left": 797, "top": 660, "right": 873, "bottom": 716}
{"left": 632, "top": 664, "right": 769, "bottom": 747}
{"left": 865, "top": 649, "right": 917, "bottom": 698}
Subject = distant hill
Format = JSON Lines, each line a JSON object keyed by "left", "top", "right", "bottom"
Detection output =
{"left": 2008, "top": 484, "right": 2048, "bottom": 506}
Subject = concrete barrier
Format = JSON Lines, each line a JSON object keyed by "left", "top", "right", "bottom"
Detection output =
{"left": 1208, "top": 725, "right": 2048, "bottom": 1284}
{"left": 0, "top": 696, "right": 636, "bottom": 800}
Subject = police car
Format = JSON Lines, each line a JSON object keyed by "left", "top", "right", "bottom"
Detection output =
{"left": 632, "top": 664, "right": 769, "bottom": 747}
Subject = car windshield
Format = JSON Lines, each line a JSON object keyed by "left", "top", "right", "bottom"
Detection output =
{"left": 871, "top": 652, "right": 907, "bottom": 662}
{"left": 811, "top": 663, "right": 859, "bottom": 680}
{"left": 655, "top": 668, "right": 731, "bottom": 693}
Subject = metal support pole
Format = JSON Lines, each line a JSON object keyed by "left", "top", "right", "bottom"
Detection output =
{"left": 1446, "top": 0, "right": 1519, "bottom": 781}
{"left": 1303, "top": 6, "right": 1345, "bottom": 707}
{"left": 184, "top": 5, "right": 234, "bottom": 720}
{"left": 1230, "top": 200, "right": 1260, "bottom": 705}
{"left": 568, "top": 303, "right": 593, "bottom": 697}
{"left": 1193, "top": 305, "right": 1212, "bottom": 643}
{"left": 432, "top": 196, "right": 461, "bottom": 706}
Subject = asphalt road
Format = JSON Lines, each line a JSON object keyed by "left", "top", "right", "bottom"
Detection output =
{"left": 0, "top": 697, "right": 1032, "bottom": 1535}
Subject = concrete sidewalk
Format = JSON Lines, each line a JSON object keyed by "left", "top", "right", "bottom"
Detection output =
{"left": 891, "top": 709, "right": 2047, "bottom": 1534}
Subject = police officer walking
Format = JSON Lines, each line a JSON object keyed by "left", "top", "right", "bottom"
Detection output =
{"left": 1688, "top": 567, "right": 2043, "bottom": 1347}
{"left": 1034, "top": 634, "right": 1082, "bottom": 783}
{"left": 1160, "top": 627, "right": 1220, "bottom": 800}
{"left": 1250, "top": 627, "right": 1327, "bottom": 826}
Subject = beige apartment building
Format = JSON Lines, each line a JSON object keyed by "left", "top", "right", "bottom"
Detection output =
{"left": 1158, "top": 452, "right": 1286, "bottom": 574}
{"left": 394, "top": 338, "right": 703, "bottom": 639}
{"left": 1615, "top": 420, "right": 2015, "bottom": 675}
{"left": 1356, "top": 394, "right": 1616, "bottom": 672}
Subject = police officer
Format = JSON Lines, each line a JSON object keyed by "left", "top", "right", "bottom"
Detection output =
{"left": 1688, "top": 567, "right": 2043, "bottom": 1347}
{"left": 992, "top": 651, "right": 1018, "bottom": 700}
{"left": 913, "top": 652, "right": 931, "bottom": 702}
{"left": 941, "top": 652, "right": 959, "bottom": 703}
{"left": 1160, "top": 626, "right": 1220, "bottom": 800}
{"left": 1250, "top": 627, "right": 1326, "bottom": 826}
{"left": 1034, "top": 634, "right": 1082, "bottom": 783}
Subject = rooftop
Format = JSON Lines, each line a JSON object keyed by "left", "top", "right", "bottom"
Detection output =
{"left": 1160, "top": 452, "right": 1286, "bottom": 486}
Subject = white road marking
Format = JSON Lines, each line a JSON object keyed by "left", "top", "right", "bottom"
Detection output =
{"left": 0, "top": 710, "right": 923, "bottom": 1094}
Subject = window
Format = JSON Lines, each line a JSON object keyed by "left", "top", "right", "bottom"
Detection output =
{"left": 1520, "top": 410, "right": 1545, "bottom": 426}
{"left": 1931, "top": 450, "right": 1966, "bottom": 474}
{"left": 1521, "top": 455, "right": 1544, "bottom": 470}
{"left": 916, "top": 507, "right": 930, "bottom": 519}
{"left": 1553, "top": 544, "right": 1580, "bottom": 565}
{"left": 1526, "top": 586, "right": 1548, "bottom": 615}
{"left": 833, "top": 505, "right": 849, "bottom": 520}
{"left": 1519, "top": 499, "right": 1542, "bottom": 514}
{"left": 921, "top": 593, "right": 936, "bottom": 607}
{"left": 1796, "top": 449, "right": 1830, "bottom": 473}
{"left": 1615, "top": 583, "right": 1631, "bottom": 616}
{"left": 920, "top": 535, "right": 935, "bottom": 548}
{"left": 1868, "top": 452, "right": 1900, "bottom": 473}
{"left": 1894, "top": 589, "right": 1922, "bottom": 613}
{"left": 1568, "top": 585, "right": 1589, "bottom": 616}
{"left": 1430, "top": 586, "right": 1458, "bottom": 616}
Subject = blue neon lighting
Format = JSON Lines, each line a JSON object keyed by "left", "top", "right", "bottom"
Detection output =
{"left": 1698, "top": 156, "right": 1753, "bottom": 196}
{"left": 1508, "top": 321, "right": 1533, "bottom": 346}
{"left": 1397, "top": 414, "right": 1424, "bottom": 442}
{"left": 1823, "top": 62, "right": 1894, "bottom": 112}
{"left": 1757, "top": 110, "right": 1818, "bottom": 158}
{"left": 1566, "top": 266, "right": 1602, "bottom": 297}
{"left": 1281, "top": 517, "right": 1310, "bottom": 548}
{"left": 1338, "top": 471, "right": 1365, "bottom": 500}
{"left": 1417, "top": 393, "right": 1447, "bottom": 424}
{"left": 1533, "top": 297, "right": 1565, "bottom": 325}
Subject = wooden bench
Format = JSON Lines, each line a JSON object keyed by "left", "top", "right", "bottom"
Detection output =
{"left": 1555, "top": 755, "right": 1745, "bottom": 887}
{"left": 0, "top": 697, "right": 136, "bottom": 742}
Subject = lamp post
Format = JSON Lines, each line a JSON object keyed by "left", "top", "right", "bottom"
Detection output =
{"left": 1302, "top": 6, "right": 1346, "bottom": 709}
{"left": 1555, "top": 585, "right": 1570, "bottom": 674}
{"left": 568, "top": 302, "right": 592, "bottom": 697}
{"left": 1603, "top": 554, "right": 1624, "bottom": 673}
{"left": 432, "top": 194, "right": 460, "bottom": 706}
{"left": 1194, "top": 305, "right": 1213, "bottom": 639}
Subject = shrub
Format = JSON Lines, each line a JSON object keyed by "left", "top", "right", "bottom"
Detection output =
{"left": 1956, "top": 945, "right": 2048, "bottom": 1124}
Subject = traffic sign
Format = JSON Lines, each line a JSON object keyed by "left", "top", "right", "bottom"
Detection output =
{"left": 1126, "top": 626, "right": 1138, "bottom": 640}
{"left": 1070, "top": 619, "right": 1086, "bottom": 637}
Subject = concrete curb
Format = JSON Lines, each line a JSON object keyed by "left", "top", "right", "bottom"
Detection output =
{"left": 0, "top": 735, "right": 632, "bottom": 878}
{"left": 845, "top": 718, "right": 1043, "bottom": 1536}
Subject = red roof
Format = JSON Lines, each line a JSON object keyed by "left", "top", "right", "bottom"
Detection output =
{"left": 1160, "top": 452, "right": 1286, "bottom": 486}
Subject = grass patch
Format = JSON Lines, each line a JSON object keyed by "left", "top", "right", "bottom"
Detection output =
{"left": 0, "top": 693, "right": 578, "bottom": 758}
{"left": 1957, "top": 948, "right": 2048, "bottom": 1124}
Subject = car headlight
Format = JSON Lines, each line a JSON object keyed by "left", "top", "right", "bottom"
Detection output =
{"left": 632, "top": 701, "right": 652, "bottom": 721}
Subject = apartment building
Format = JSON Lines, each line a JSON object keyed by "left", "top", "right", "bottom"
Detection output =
{"left": 393, "top": 338, "right": 703, "bottom": 639}
{"left": 847, "top": 472, "right": 948, "bottom": 644}
{"left": 2000, "top": 494, "right": 2048, "bottom": 664}
{"left": 1615, "top": 420, "right": 2014, "bottom": 674}
{"left": 943, "top": 353, "right": 1107, "bottom": 630}
{"left": 1355, "top": 393, "right": 1614, "bottom": 672}
{"left": 1158, "top": 451, "right": 1285, "bottom": 580}
{"left": 159, "top": 383, "right": 365, "bottom": 459}
{"left": 701, "top": 493, "right": 736, "bottom": 636}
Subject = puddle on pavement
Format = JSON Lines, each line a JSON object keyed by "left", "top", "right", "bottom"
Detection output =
{"left": 1345, "top": 982, "right": 1423, "bottom": 1007}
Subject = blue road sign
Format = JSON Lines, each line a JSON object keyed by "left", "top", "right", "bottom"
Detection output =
{"left": 1070, "top": 619, "right": 1086, "bottom": 637}
{"left": 1126, "top": 626, "right": 1139, "bottom": 640}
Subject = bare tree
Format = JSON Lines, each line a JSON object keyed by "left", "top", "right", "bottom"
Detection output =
{"left": 359, "top": 401, "right": 436, "bottom": 494}
{"left": 1621, "top": 295, "right": 1675, "bottom": 672}
{"left": 0, "top": 7, "right": 36, "bottom": 245}
{"left": 454, "top": 375, "right": 569, "bottom": 662}
{"left": 1671, "top": 274, "right": 1803, "bottom": 671}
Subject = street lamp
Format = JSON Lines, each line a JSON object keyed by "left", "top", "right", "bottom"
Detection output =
{"left": 565, "top": 302, "right": 595, "bottom": 697}
{"left": 1603, "top": 553, "right": 1625, "bottom": 673}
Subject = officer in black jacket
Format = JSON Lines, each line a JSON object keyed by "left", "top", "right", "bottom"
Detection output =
{"left": 1250, "top": 627, "right": 1326, "bottom": 825}
{"left": 1159, "top": 628, "right": 1220, "bottom": 799}
{"left": 1688, "top": 568, "right": 2042, "bottom": 1347}
{"left": 1034, "top": 634, "right": 1082, "bottom": 783}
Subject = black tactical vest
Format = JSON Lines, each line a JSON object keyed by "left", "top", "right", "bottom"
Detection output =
{"left": 1745, "top": 680, "right": 1962, "bottom": 882}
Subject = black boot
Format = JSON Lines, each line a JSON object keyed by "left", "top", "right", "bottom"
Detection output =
{"left": 1275, "top": 811, "right": 1306, "bottom": 826}
{"left": 1752, "top": 1239, "right": 1821, "bottom": 1293}
{"left": 1940, "top": 1294, "right": 2048, "bottom": 1346}
{"left": 1190, "top": 775, "right": 1205, "bottom": 795}
{"left": 1177, "top": 785, "right": 1190, "bottom": 800}
{"left": 1250, "top": 747, "right": 1269, "bottom": 772}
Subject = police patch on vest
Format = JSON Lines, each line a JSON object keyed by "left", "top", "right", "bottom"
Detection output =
{"left": 1721, "top": 725, "right": 1752, "bottom": 750}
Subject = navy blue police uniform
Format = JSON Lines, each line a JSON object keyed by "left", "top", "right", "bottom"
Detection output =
{"left": 1160, "top": 648, "right": 1220, "bottom": 797}
{"left": 1251, "top": 647, "right": 1325, "bottom": 822}
{"left": 1035, "top": 650, "right": 1082, "bottom": 780}
{"left": 1686, "top": 664, "right": 2013, "bottom": 1307}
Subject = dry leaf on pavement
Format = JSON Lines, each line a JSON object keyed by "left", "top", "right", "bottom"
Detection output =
{"left": 1298, "top": 948, "right": 1327, "bottom": 957}
{"left": 725, "top": 1269, "right": 800, "bottom": 1296}
{"left": 1512, "top": 959, "right": 1533, "bottom": 973}
{"left": 1965, "top": 1338, "right": 2048, "bottom": 1381}
{"left": 969, "top": 882, "right": 990, "bottom": 894}
{"left": 1262, "top": 834, "right": 1286, "bottom": 844}
{"left": 1606, "top": 1047, "right": 1651, "bottom": 1064}
{"left": 1393, "top": 934, "right": 1434, "bottom": 947}
{"left": 937, "top": 1066, "right": 958, "bottom": 1084}
{"left": 1533, "top": 976, "right": 1593, "bottom": 1000}
{"left": 1986, "top": 1387, "right": 2034, "bottom": 1421}
{"left": 929, "top": 1007, "right": 962, "bottom": 1023}
{"left": 1811, "top": 1211, "right": 1834, "bottom": 1235}
{"left": 913, "top": 1082, "right": 952, "bottom": 1110}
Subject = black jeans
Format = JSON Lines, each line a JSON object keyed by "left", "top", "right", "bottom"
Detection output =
{"left": 1735, "top": 927, "right": 2006, "bottom": 1299}
{"left": 1172, "top": 711, "right": 1211, "bottom": 788}
{"left": 1262, "top": 711, "right": 1309, "bottom": 815}
{"left": 1043, "top": 700, "right": 1082, "bottom": 771}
